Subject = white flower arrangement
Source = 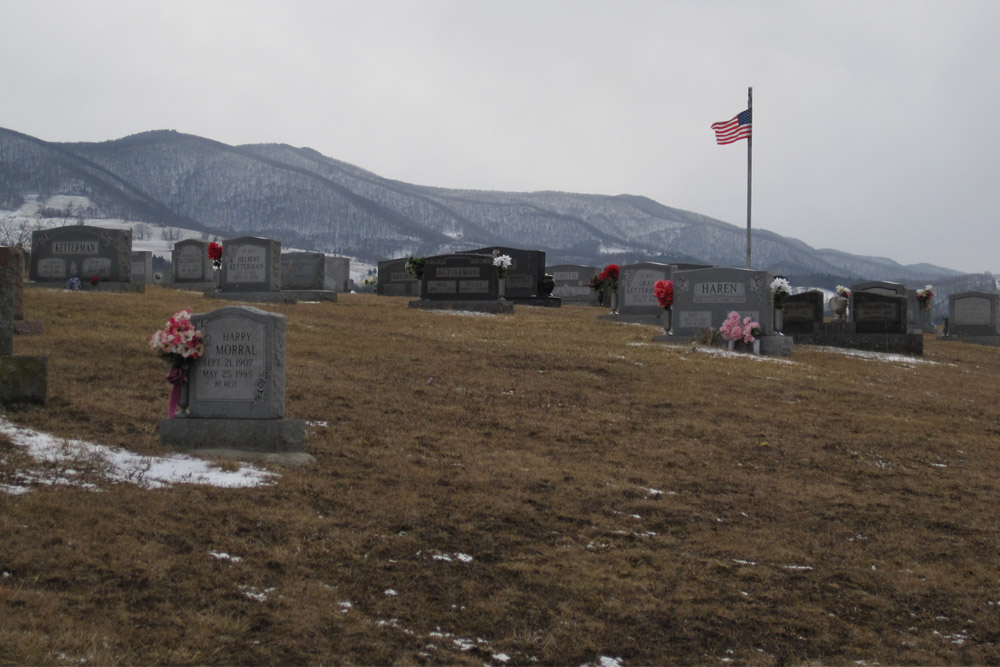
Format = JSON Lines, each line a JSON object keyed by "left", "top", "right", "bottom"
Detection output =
{"left": 493, "top": 254, "right": 512, "bottom": 278}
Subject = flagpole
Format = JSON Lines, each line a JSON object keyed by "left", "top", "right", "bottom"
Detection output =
{"left": 746, "top": 86, "right": 752, "bottom": 269}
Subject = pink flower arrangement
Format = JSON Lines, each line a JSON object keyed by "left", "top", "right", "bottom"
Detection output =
{"left": 719, "top": 311, "right": 762, "bottom": 343}
{"left": 654, "top": 279, "right": 674, "bottom": 309}
{"left": 149, "top": 309, "right": 205, "bottom": 363}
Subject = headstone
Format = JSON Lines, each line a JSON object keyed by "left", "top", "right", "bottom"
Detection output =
{"left": 172, "top": 239, "right": 212, "bottom": 283}
{"left": 323, "top": 256, "right": 351, "bottom": 292}
{"left": 377, "top": 258, "right": 420, "bottom": 297}
{"left": 0, "top": 267, "right": 47, "bottom": 405}
{"left": 409, "top": 253, "right": 512, "bottom": 314}
{"left": 158, "top": 306, "right": 306, "bottom": 456}
{"left": 615, "top": 262, "right": 672, "bottom": 320}
{"left": 548, "top": 264, "right": 600, "bottom": 305}
{"left": 781, "top": 290, "right": 825, "bottom": 334}
{"left": 852, "top": 280, "right": 907, "bottom": 297}
{"left": 131, "top": 251, "right": 153, "bottom": 285}
{"left": 852, "top": 292, "right": 907, "bottom": 334}
{"left": 30, "top": 226, "right": 133, "bottom": 286}
{"left": 460, "top": 246, "right": 547, "bottom": 300}
{"left": 220, "top": 236, "right": 281, "bottom": 293}
{"left": 280, "top": 252, "right": 325, "bottom": 290}
{"left": 948, "top": 291, "right": 1000, "bottom": 337}
{"left": 672, "top": 267, "right": 774, "bottom": 336}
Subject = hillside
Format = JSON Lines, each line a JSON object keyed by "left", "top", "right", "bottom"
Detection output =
{"left": 0, "top": 126, "right": 972, "bottom": 282}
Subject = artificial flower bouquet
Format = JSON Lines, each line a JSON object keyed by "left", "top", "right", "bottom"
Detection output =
{"left": 915, "top": 284, "right": 935, "bottom": 309}
{"left": 835, "top": 285, "right": 852, "bottom": 299}
{"left": 149, "top": 309, "right": 205, "bottom": 366}
{"left": 719, "top": 311, "right": 761, "bottom": 343}
{"left": 492, "top": 252, "right": 513, "bottom": 278}
{"left": 654, "top": 279, "right": 674, "bottom": 309}
{"left": 405, "top": 256, "right": 425, "bottom": 280}
{"left": 208, "top": 242, "right": 223, "bottom": 269}
{"left": 771, "top": 277, "right": 791, "bottom": 309}
{"left": 598, "top": 264, "right": 620, "bottom": 292}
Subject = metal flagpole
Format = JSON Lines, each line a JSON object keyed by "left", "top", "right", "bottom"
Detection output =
{"left": 746, "top": 86, "right": 752, "bottom": 269}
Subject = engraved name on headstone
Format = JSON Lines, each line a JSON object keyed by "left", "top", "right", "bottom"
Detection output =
{"left": 220, "top": 237, "right": 281, "bottom": 293}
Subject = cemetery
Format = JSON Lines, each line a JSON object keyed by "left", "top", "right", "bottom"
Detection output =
{"left": 3, "top": 272, "right": 1000, "bottom": 665}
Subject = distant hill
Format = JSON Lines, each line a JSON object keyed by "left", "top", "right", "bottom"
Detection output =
{"left": 0, "top": 126, "right": 973, "bottom": 284}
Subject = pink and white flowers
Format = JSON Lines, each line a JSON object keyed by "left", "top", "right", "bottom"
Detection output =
{"left": 719, "top": 311, "right": 761, "bottom": 344}
{"left": 915, "top": 284, "right": 935, "bottom": 309}
{"left": 835, "top": 285, "right": 852, "bottom": 299}
{"left": 149, "top": 309, "right": 205, "bottom": 362}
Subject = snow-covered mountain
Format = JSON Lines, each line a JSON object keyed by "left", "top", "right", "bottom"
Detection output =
{"left": 0, "top": 126, "right": 972, "bottom": 284}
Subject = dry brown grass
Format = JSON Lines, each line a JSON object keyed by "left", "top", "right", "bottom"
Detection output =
{"left": 2, "top": 285, "right": 1000, "bottom": 665}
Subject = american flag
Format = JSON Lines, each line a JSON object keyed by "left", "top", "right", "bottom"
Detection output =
{"left": 711, "top": 109, "right": 752, "bottom": 145}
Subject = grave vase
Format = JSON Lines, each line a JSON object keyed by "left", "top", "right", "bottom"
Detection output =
{"left": 662, "top": 307, "right": 672, "bottom": 334}
{"left": 773, "top": 308, "right": 784, "bottom": 334}
{"left": 609, "top": 291, "right": 619, "bottom": 314}
{"left": 727, "top": 339, "right": 735, "bottom": 352}
{"left": 498, "top": 278, "right": 506, "bottom": 300}
{"left": 752, "top": 338, "right": 761, "bottom": 355}
{"left": 830, "top": 296, "right": 848, "bottom": 321}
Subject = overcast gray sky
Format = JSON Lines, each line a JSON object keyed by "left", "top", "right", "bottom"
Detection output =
{"left": 2, "top": 0, "right": 998, "bottom": 274}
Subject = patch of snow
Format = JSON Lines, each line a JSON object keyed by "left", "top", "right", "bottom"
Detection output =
{"left": 814, "top": 346, "right": 936, "bottom": 365}
{"left": 0, "top": 416, "right": 277, "bottom": 493}
{"left": 208, "top": 551, "right": 242, "bottom": 562}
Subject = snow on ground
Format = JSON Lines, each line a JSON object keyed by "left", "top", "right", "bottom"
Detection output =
{"left": 0, "top": 415, "right": 277, "bottom": 494}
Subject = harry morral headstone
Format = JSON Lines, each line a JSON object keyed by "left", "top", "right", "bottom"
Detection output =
{"left": 158, "top": 306, "right": 306, "bottom": 453}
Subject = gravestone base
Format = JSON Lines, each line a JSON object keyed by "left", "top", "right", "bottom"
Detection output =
{"left": 171, "top": 281, "right": 217, "bottom": 292}
{"left": 204, "top": 290, "right": 299, "bottom": 304}
{"left": 408, "top": 299, "right": 514, "bottom": 314}
{"left": 0, "top": 356, "right": 47, "bottom": 406}
{"left": 936, "top": 334, "right": 1000, "bottom": 347}
{"left": 280, "top": 289, "right": 338, "bottom": 303}
{"left": 30, "top": 281, "right": 143, "bottom": 293}
{"left": 159, "top": 418, "right": 307, "bottom": 453}
{"left": 14, "top": 320, "right": 43, "bottom": 335}
{"left": 506, "top": 296, "right": 562, "bottom": 308}
{"left": 598, "top": 312, "right": 663, "bottom": 325}
{"left": 791, "top": 331, "right": 924, "bottom": 355}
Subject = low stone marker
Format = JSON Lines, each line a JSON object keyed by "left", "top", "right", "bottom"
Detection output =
{"left": 460, "top": 246, "right": 559, "bottom": 306}
{"left": 323, "top": 256, "right": 351, "bottom": 292}
{"left": 278, "top": 252, "right": 338, "bottom": 302}
{"left": 158, "top": 306, "right": 307, "bottom": 456}
{"left": 377, "top": 258, "right": 420, "bottom": 297}
{"left": 30, "top": 226, "right": 137, "bottom": 291}
{"left": 781, "top": 290, "right": 825, "bottom": 334}
{"left": 547, "top": 264, "right": 600, "bottom": 305}
{"left": 946, "top": 291, "right": 1000, "bottom": 342}
{"left": 131, "top": 251, "right": 153, "bottom": 285}
{"left": 0, "top": 245, "right": 42, "bottom": 334}
{"left": 0, "top": 268, "right": 47, "bottom": 406}
{"left": 409, "top": 253, "right": 512, "bottom": 314}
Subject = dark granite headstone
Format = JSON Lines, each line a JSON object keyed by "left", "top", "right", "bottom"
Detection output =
{"left": 281, "top": 252, "right": 325, "bottom": 290}
{"left": 782, "top": 291, "right": 825, "bottom": 334}
{"left": 460, "top": 246, "right": 545, "bottom": 299}
{"left": 422, "top": 254, "right": 498, "bottom": 301}
{"left": 0, "top": 246, "right": 26, "bottom": 321}
{"left": 377, "top": 258, "right": 420, "bottom": 297}
{"left": 30, "top": 226, "right": 132, "bottom": 284}
{"left": 852, "top": 292, "right": 907, "bottom": 334}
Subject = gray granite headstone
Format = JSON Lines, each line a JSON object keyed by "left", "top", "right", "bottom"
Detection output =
{"left": 280, "top": 252, "right": 325, "bottom": 290}
{"left": 377, "top": 258, "right": 420, "bottom": 297}
{"left": 461, "top": 246, "right": 545, "bottom": 299}
{"left": 852, "top": 280, "right": 906, "bottom": 296}
{"left": 131, "top": 251, "right": 152, "bottom": 285}
{"left": 188, "top": 306, "right": 286, "bottom": 419}
{"left": 422, "top": 254, "right": 498, "bottom": 301}
{"left": 782, "top": 290, "right": 825, "bottom": 334}
{"left": 172, "top": 239, "right": 212, "bottom": 283}
{"left": 949, "top": 291, "right": 1000, "bottom": 336}
{"left": 548, "top": 264, "right": 599, "bottom": 305}
{"left": 324, "top": 256, "right": 351, "bottom": 292}
{"left": 617, "top": 263, "right": 672, "bottom": 318}
{"left": 220, "top": 236, "right": 281, "bottom": 293}
{"left": 672, "top": 267, "right": 774, "bottom": 336}
{"left": 852, "top": 292, "right": 907, "bottom": 334}
{"left": 0, "top": 266, "right": 47, "bottom": 405}
{"left": 30, "top": 226, "right": 132, "bottom": 283}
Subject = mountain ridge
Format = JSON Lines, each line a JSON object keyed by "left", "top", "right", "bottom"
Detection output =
{"left": 0, "top": 126, "right": 972, "bottom": 283}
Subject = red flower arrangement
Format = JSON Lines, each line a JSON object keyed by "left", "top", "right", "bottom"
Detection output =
{"left": 89, "top": 275, "right": 100, "bottom": 286}
{"left": 208, "top": 242, "right": 223, "bottom": 269}
{"left": 654, "top": 279, "right": 674, "bottom": 309}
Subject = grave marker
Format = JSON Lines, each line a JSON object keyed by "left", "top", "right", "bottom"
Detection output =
{"left": 852, "top": 292, "right": 907, "bottom": 334}
{"left": 172, "top": 239, "right": 212, "bottom": 283}
{"left": 781, "top": 290, "right": 825, "bottom": 334}
{"left": 220, "top": 236, "right": 281, "bottom": 293}
{"left": 30, "top": 226, "right": 133, "bottom": 287}
{"left": 672, "top": 267, "right": 774, "bottom": 336}
{"left": 131, "top": 251, "right": 152, "bottom": 285}
{"left": 377, "top": 258, "right": 420, "bottom": 297}
{"left": 0, "top": 267, "right": 47, "bottom": 405}
{"left": 547, "top": 264, "right": 600, "bottom": 305}
{"left": 948, "top": 291, "right": 1000, "bottom": 337}
{"left": 409, "top": 253, "right": 512, "bottom": 313}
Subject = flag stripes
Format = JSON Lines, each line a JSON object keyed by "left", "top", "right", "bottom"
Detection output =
{"left": 711, "top": 109, "right": 752, "bottom": 145}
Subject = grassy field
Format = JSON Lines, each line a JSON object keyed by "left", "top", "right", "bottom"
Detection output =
{"left": 2, "top": 286, "right": 1000, "bottom": 665}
